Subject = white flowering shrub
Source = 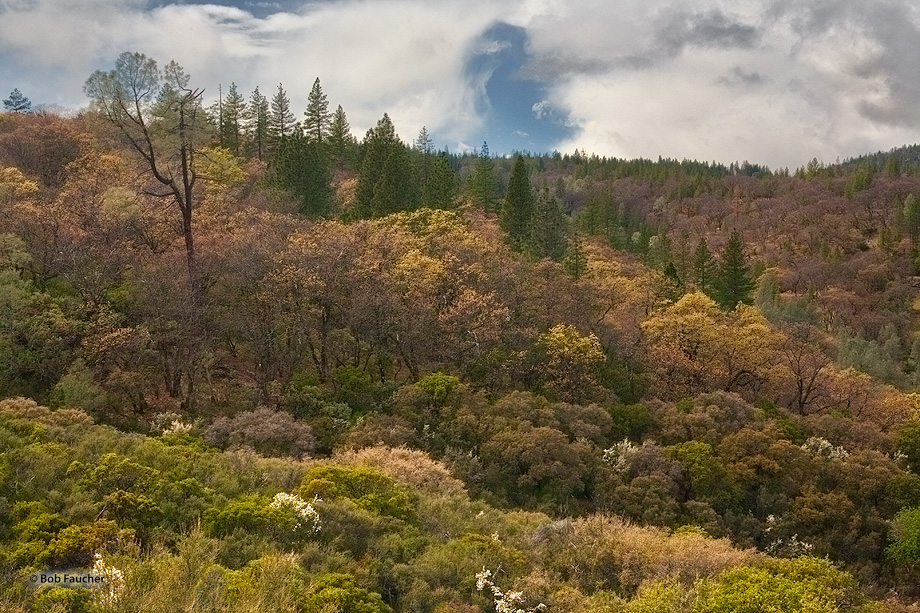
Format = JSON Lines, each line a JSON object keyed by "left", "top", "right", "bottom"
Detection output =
{"left": 763, "top": 515, "right": 814, "bottom": 557}
{"left": 269, "top": 492, "right": 321, "bottom": 534}
{"left": 91, "top": 552, "right": 124, "bottom": 606}
{"left": 766, "top": 533, "right": 815, "bottom": 557}
{"left": 475, "top": 567, "right": 546, "bottom": 613}
{"left": 602, "top": 438, "right": 638, "bottom": 473}
{"left": 801, "top": 436, "right": 848, "bottom": 459}
{"left": 152, "top": 412, "right": 195, "bottom": 435}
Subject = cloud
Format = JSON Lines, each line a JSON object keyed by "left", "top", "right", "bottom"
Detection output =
{"left": 717, "top": 66, "right": 767, "bottom": 87}
{"left": 3, "top": 0, "right": 920, "bottom": 167}
{"left": 655, "top": 8, "right": 761, "bottom": 56}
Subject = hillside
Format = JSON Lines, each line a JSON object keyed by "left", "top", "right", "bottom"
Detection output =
{"left": 2, "top": 101, "right": 920, "bottom": 611}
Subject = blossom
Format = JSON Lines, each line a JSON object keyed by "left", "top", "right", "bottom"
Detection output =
{"left": 801, "top": 436, "right": 848, "bottom": 459}
{"left": 602, "top": 438, "right": 638, "bottom": 473}
{"left": 92, "top": 552, "right": 124, "bottom": 606}
{"left": 269, "top": 492, "right": 321, "bottom": 533}
{"left": 476, "top": 566, "right": 546, "bottom": 613}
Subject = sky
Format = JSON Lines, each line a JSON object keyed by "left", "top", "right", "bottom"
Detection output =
{"left": 2, "top": 0, "right": 920, "bottom": 169}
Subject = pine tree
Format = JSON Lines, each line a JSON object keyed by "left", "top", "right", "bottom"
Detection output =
{"left": 220, "top": 82, "right": 247, "bottom": 155}
{"left": 470, "top": 141, "right": 498, "bottom": 211}
{"left": 3, "top": 88, "right": 31, "bottom": 113}
{"left": 713, "top": 230, "right": 754, "bottom": 309}
{"left": 501, "top": 154, "right": 534, "bottom": 250}
{"left": 269, "top": 83, "right": 297, "bottom": 148}
{"left": 267, "top": 131, "right": 332, "bottom": 218}
{"left": 413, "top": 126, "right": 434, "bottom": 155}
{"left": 371, "top": 145, "right": 414, "bottom": 216}
{"left": 529, "top": 188, "right": 568, "bottom": 260}
{"left": 904, "top": 194, "right": 920, "bottom": 245}
{"left": 303, "top": 77, "right": 331, "bottom": 143}
{"left": 328, "top": 104, "right": 357, "bottom": 168}
{"left": 246, "top": 86, "right": 270, "bottom": 161}
{"left": 693, "top": 237, "right": 715, "bottom": 293}
{"left": 564, "top": 234, "right": 588, "bottom": 278}
{"left": 355, "top": 113, "right": 416, "bottom": 218}
{"left": 423, "top": 151, "right": 459, "bottom": 209}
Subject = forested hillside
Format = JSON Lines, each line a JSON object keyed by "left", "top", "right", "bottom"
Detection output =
{"left": 2, "top": 54, "right": 920, "bottom": 611}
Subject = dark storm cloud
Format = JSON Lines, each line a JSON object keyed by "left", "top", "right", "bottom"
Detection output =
{"left": 771, "top": 0, "right": 920, "bottom": 128}
{"left": 521, "top": 6, "right": 761, "bottom": 82}
{"left": 717, "top": 66, "right": 767, "bottom": 87}
{"left": 655, "top": 9, "right": 761, "bottom": 56}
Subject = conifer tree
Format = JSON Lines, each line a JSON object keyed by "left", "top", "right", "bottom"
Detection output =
{"left": 269, "top": 83, "right": 297, "bottom": 148}
{"left": 303, "top": 77, "right": 331, "bottom": 144}
{"left": 267, "top": 131, "right": 332, "bottom": 218}
{"left": 328, "top": 104, "right": 357, "bottom": 168}
{"left": 423, "top": 151, "right": 459, "bottom": 209}
{"left": 246, "top": 86, "right": 270, "bottom": 161}
{"left": 3, "top": 88, "right": 31, "bottom": 112}
{"left": 693, "top": 237, "right": 715, "bottom": 293}
{"left": 564, "top": 234, "right": 588, "bottom": 278}
{"left": 470, "top": 141, "right": 498, "bottom": 211}
{"left": 904, "top": 194, "right": 920, "bottom": 245}
{"left": 713, "top": 230, "right": 754, "bottom": 309}
{"left": 355, "top": 113, "right": 416, "bottom": 218}
{"left": 413, "top": 126, "right": 435, "bottom": 193}
{"left": 529, "top": 188, "right": 568, "bottom": 260}
{"left": 501, "top": 154, "right": 534, "bottom": 250}
{"left": 220, "top": 82, "right": 247, "bottom": 155}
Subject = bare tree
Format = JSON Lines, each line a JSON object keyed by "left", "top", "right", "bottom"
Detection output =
{"left": 84, "top": 52, "right": 206, "bottom": 299}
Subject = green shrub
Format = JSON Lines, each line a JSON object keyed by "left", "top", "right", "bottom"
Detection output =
{"left": 303, "top": 573, "right": 393, "bottom": 613}
{"left": 299, "top": 465, "right": 416, "bottom": 522}
{"left": 31, "top": 587, "right": 93, "bottom": 613}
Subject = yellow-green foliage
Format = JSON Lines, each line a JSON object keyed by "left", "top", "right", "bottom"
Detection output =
{"left": 299, "top": 464, "right": 416, "bottom": 522}
{"left": 0, "top": 397, "right": 902, "bottom": 612}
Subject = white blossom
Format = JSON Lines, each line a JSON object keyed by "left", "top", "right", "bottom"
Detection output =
{"left": 802, "top": 436, "right": 848, "bottom": 459}
{"left": 269, "top": 492, "right": 321, "bottom": 533}
{"left": 476, "top": 566, "right": 546, "bottom": 613}
{"left": 602, "top": 438, "right": 638, "bottom": 473}
{"left": 92, "top": 553, "right": 124, "bottom": 606}
{"left": 164, "top": 419, "right": 193, "bottom": 434}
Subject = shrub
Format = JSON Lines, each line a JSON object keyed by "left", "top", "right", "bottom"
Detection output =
{"left": 303, "top": 573, "right": 393, "bottom": 613}
{"left": 299, "top": 465, "right": 415, "bottom": 522}
{"left": 333, "top": 446, "right": 466, "bottom": 498}
{"left": 203, "top": 407, "right": 316, "bottom": 457}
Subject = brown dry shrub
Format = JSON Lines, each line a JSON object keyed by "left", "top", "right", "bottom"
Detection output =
{"left": 333, "top": 445, "right": 466, "bottom": 498}
{"left": 535, "top": 514, "right": 758, "bottom": 596}
{"left": 0, "top": 396, "right": 94, "bottom": 428}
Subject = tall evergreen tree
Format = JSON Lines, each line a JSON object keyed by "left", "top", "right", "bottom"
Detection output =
{"left": 713, "top": 230, "right": 755, "bottom": 309}
{"left": 269, "top": 83, "right": 297, "bottom": 148}
{"left": 904, "top": 194, "right": 920, "bottom": 245}
{"left": 470, "top": 141, "right": 498, "bottom": 211}
{"left": 303, "top": 77, "right": 331, "bottom": 144}
{"left": 267, "top": 131, "right": 332, "bottom": 218}
{"left": 220, "top": 82, "right": 247, "bottom": 155}
{"left": 413, "top": 126, "right": 434, "bottom": 155}
{"left": 355, "top": 113, "right": 416, "bottom": 218}
{"left": 530, "top": 188, "right": 568, "bottom": 260}
{"left": 328, "top": 104, "right": 358, "bottom": 168}
{"left": 564, "top": 233, "right": 588, "bottom": 278}
{"left": 693, "top": 237, "right": 715, "bottom": 293}
{"left": 413, "top": 126, "right": 435, "bottom": 194}
{"left": 423, "top": 151, "right": 459, "bottom": 209}
{"left": 246, "top": 86, "right": 270, "bottom": 161}
{"left": 3, "top": 88, "right": 31, "bottom": 113}
{"left": 501, "top": 154, "right": 535, "bottom": 250}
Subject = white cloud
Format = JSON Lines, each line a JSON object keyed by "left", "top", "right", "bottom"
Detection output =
{"left": 2, "top": 0, "right": 920, "bottom": 167}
